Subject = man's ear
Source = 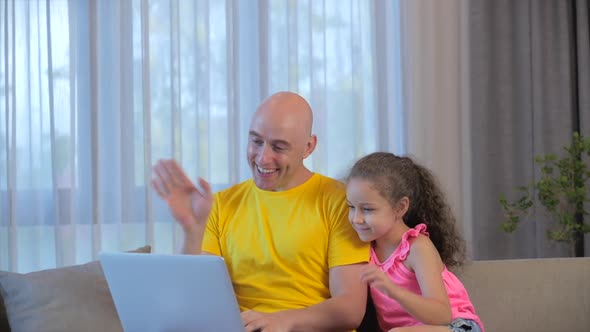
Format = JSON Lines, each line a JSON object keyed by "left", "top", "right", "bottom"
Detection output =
{"left": 396, "top": 197, "right": 410, "bottom": 218}
{"left": 302, "top": 134, "right": 317, "bottom": 159}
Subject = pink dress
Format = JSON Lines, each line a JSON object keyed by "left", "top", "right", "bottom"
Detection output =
{"left": 370, "top": 224, "right": 484, "bottom": 331}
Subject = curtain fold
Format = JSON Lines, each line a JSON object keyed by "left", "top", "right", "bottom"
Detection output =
{"left": 468, "top": 0, "right": 590, "bottom": 259}
{"left": 9, "top": 0, "right": 582, "bottom": 270}
{"left": 0, "top": 0, "right": 407, "bottom": 273}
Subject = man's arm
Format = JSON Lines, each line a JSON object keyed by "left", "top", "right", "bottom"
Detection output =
{"left": 152, "top": 159, "right": 214, "bottom": 255}
{"left": 182, "top": 224, "right": 216, "bottom": 256}
{"left": 182, "top": 223, "right": 206, "bottom": 254}
{"left": 242, "top": 263, "right": 367, "bottom": 332}
{"left": 290, "top": 263, "right": 367, "bottom": 331}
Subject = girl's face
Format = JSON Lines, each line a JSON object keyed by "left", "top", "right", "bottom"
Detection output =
{"left": 346, "top": 178, "right": 398, "bottom": 242}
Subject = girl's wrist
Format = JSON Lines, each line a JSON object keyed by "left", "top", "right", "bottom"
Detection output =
{"left": 385, "top": 281, "right": 398, "bottom": 299}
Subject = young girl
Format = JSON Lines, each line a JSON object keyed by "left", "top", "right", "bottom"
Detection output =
{"left": 346, "top": 152, "right": 484, "bottom": 332}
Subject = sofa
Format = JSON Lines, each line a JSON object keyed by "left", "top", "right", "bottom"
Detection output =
{"left": 0, "top": 245, "right": 152, "bottom": 332}
{"left": 359, "top": 257, "right": 590, "bottom": 332}
{"left": 1, "top": 255, "right": 589, "bottom": 332}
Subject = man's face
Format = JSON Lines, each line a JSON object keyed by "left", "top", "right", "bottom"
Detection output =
{"left": 246, "top": 111, "right": 312, "bottom": 191}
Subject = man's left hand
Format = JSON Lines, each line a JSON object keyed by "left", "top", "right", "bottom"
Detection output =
{"left": 241, "top": 310, "right": 294, "bottom": 332}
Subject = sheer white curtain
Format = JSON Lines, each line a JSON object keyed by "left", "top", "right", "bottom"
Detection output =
{"left": 0, "top": 0, "right": 406, "bottom": 273}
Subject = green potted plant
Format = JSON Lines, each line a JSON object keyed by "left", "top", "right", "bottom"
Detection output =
{"left": 499, "top": 132, "right": 590, "bottom": 257}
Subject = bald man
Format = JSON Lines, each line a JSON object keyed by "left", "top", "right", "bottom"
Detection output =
{"left": 152, "top": 91, "right": 369, "bottom": 331}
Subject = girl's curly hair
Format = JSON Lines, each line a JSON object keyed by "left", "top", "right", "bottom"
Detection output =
{"left": 347, "top": 152, "right": 466, "bottom": 267}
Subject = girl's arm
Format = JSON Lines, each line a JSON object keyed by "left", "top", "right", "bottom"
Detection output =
{"left": 389, "top": 235, "right": 453, "bottom": 325}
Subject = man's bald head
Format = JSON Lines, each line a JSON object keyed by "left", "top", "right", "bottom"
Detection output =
{"left": 253, "top": 91, "right": 313, "bottom": 137}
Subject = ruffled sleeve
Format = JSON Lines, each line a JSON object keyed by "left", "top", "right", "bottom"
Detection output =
{"left": 395, "top": 223, "right": 429, "bottom": 261}
{"left": 370, "top": 223, "right": 430, "bottom": 270}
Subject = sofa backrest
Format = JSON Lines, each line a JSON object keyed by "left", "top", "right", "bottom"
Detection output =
{"left": 0, "top": 245, "right": 150, "bottom": 332}
{"left": 456, "top": 257, "right": 590, "bottom": 332}
{"left": 3, "top": 256, "right": 588, "bottom": 332}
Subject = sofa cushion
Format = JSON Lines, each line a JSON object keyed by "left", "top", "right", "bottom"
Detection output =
{"left": 456, "top": 257, "right": 590, "bottom": 332}
{"left": 0, "top": 245, "right": 151, "bottom": 332}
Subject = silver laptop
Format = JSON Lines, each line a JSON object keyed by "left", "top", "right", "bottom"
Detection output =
{"left": 100, "top": 252, "right": 244, "bottom": 332}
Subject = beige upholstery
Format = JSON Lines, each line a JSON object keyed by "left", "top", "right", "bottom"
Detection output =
{"left": 0, "top": 245, "right": 151, "bottom": 332}
{"left": 456, "top": 257, "right": 590, "bottom": 332}
{"left": 359, "top": 257, "right": 590, "bottom": 332}
{"left": 2, "top": 256, "right": 589, "bottom": 332}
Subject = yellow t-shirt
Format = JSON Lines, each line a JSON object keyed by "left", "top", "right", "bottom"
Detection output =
{"left": 202, "top": 173, "right": 369, "bottom": 312}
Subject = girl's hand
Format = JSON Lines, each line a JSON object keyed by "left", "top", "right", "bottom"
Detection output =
{"left": 360, "top": 264, "right": 397, "bottom": 298}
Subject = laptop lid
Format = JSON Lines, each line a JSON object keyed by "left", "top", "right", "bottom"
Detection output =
{"left": 100, "top": 252, "right": 244, "bottom": 332}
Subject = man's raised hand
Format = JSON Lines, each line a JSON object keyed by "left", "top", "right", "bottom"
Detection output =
{"left": 151, "top": 159, "right": 213, "bottom": 232}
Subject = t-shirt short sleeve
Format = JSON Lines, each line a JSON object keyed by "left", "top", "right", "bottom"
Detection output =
{"left": 327, "top": 184, "right": 370, "bottom": 267}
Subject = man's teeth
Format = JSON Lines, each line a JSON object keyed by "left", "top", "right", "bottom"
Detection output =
{"left": 257, "top": 166, "right": 277, "bottom": 174}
